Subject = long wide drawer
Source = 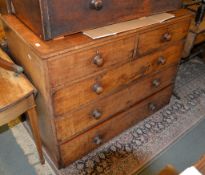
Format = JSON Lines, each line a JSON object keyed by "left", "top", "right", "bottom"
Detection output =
{"left": 53, "top": 43, "right": 183, "bottom": 116}
{"left": 5, "top": 0, "right": 181, "bottom": 40}
{"left": 55, "top": 65, "right": 178, "bottom": 142}
{"left": 59, "top": 85, "right": 173, "bottom": 167}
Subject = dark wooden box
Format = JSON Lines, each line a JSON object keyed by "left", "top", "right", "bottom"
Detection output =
{"left": 2, "top": 0, "right": 181, "bottom": 40}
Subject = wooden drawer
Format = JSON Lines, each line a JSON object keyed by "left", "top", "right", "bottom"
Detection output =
{"left": 55, "top": 65, "right": 178, "bottom": 142}
{"left": 59, "top": 85, "right": 173, "bottom": 167}
{"left": 4, "top": 0, "right": 181, "bottom": 40}
{"left": 53, "top": 43, "right": 183, "bottom": 115}
{"left": 48, "top": 34, "right": 136, "bottom": 88}
{"left": 138, "top": 19, "right": 190, "bottom": 55}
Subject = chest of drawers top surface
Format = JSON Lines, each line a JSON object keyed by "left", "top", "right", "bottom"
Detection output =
{"left": 3, "top": 0, "right": 181, "bottom": 40}
{"left": 1, "top": 9, "right": 191, "bottom": 59}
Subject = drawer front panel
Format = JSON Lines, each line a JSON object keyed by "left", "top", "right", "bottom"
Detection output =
{"left": 48, "top": 34, "right": 136, "bottom": 88}
{"left": 138, "top": 19, "right": 190, "bottom": 55}
{"left": 55, "top": 65, "right": 178, "bottom": 142}
{"left": 48, "top": 0, "right": 180, "bottom": 38}
{"left": 59, "top": 85, "right": 173, "bottom": 166}
{"left": 53, "top": 43, "right": 183, "bottom": 115}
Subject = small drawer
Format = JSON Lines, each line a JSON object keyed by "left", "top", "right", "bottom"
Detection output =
{"left": 138, "top": 19, "right": 190, "bottom": 55}
{"left": 53, "top": 42, "right": 183, "bottom": 116}
{"left": 48, "top": 34, "right": 136, "bottom": 88}
{"left": 55, "top": 65, "right": 178, "bottom": 142}
{"left": 59, "top": 85, "right": 173, "bottom": 166}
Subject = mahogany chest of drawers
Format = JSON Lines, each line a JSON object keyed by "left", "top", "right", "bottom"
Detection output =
{"left": 1, "top": 0, "right": 181, "bottom": 40}
{"left": 1, "top": 9, "right": 191, "bottom": 168}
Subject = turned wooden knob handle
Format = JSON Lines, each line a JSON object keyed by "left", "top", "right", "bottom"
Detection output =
{"left": 93, "top": 136, "right": 102, "bottom": 145}
{"left": 152, "top": 79, "right": 161, "bottom": 87}
{"left": 162, "top": 32, "right": 172, "bottom": 42}
{"left": 158, "top": 56, "right": 167, "bottom": 65}
{"left": 92, "top": 109, "right": 102, "bottom": 119}
{"left": 93, "top": 54, "right": 104, "bottom": 67}
{"left": 90, "top": 0, "right": 103, "bottom": 10}
{"left": 93, "top": 83, "right": 103, "bottom": 94}
{"left": 148, "top": 103, "right": 157, "bottom": 112}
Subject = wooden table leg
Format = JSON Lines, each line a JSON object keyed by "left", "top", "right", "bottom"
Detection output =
{"left": 27, "top": 105, "right": 45, "bottom": 165}
{"left": 182, "top": 32, "right": 196, "bottom": 58}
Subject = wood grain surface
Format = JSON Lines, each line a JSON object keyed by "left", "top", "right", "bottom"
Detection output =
{"left": 4, "top": 0, "right": 181, "bottom": 40}
{"left": 1, "top": 10, "right": 192, "bottom": 168}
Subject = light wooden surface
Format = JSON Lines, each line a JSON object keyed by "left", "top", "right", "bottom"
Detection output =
{"left": 0, "top": 49, "right": 35, "bottom": 111}
{"left": 27, "top": 103, "right": 45, "bottom": 165}
{"left": 0, "top": 48, "right": 44, "bottom": 164}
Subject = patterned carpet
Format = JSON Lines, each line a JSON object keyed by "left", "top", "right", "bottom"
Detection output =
{"left": 7, "top": 58, "right": 205, "bottom": 175}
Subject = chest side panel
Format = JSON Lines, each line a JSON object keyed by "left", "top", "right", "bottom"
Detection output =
{"left": 11, "top": 0, "right": 43, "bottom": 37}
